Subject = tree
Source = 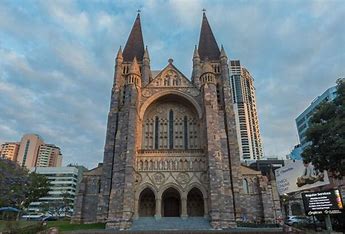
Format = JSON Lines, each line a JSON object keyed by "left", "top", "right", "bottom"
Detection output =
{"left": 61, "top": 191, "right": 73, "bottom": 217}
{"left": 23, "top": 172, "right": 51, "bottom": 207}
{"left": 0, "top": 158, "right": 51, "bottom": 208}
{"left": 40, "top": 192, "right": 73, "bottom": 217}
{"left": 302, "top": 79, "right": 345, "bottom": 179}
{"left": 0, "top": 158, "right": 29, "bottom": 208}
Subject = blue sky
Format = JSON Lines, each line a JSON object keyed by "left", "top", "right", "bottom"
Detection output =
{"left": 0, "top": 0, "right": 344, "bottom": 168}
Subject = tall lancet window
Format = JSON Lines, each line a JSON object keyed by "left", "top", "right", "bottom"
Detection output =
{"left": 184, "top": 116, "right": 188, "bottom": 149}
{"left": 169, "top": 110, "right": 174, "bottom": 149}
{"left": 155, "top": 116, "right": 159, "bottom": 149}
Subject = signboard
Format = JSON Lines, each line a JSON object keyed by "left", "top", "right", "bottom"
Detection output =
{"left": 275, "top": 161, "right": 329, "bottom": 195}
{"left": 302, "top": 190, "right": 344, "bottom": 215}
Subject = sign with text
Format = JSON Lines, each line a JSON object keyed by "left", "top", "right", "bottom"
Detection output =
{"left": 302, "top": 190, "right": 344, "bottom": 216}
{"left": 275, "top": 161, "right": 329, "bottom": 195}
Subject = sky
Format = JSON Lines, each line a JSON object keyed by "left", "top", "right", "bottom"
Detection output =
{"left": 0, "top": 0, "right": 344, "bottom": 169}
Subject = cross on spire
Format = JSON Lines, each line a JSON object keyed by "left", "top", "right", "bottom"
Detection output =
{"left": 202, "top": 8, "right": 206, "bottom": 12}
{"left": 137, "top": 9, "right": 141, "bottom": 13}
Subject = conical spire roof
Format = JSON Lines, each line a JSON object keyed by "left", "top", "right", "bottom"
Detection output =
{"left": 198, "top": 12, "right": 220, "bottom": 60}
{"left": 123, "top": 13, "right": 145, "bottom": 62}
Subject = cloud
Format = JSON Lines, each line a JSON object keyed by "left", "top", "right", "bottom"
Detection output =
{"left": 0, "top": 0, "right": 344, "bottom": 168}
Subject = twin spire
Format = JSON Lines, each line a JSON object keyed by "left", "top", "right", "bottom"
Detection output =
{"left": 198, "top": 12, "right": 220, "bottom": 60}
{"left": 122, "top": 13, "right": 145, "bottom": 62}
{"left": 120, "top": 11, "right": 223, "bottom": 63}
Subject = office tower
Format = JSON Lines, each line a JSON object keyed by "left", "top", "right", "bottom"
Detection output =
{"left": 230, "top": 60, "right": 263, "bottom": 160}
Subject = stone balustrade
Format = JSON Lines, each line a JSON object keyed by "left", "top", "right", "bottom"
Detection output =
{"left": 136, "top": 155, "right": 206, "bottom": 172}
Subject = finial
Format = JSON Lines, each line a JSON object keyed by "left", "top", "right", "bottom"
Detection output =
{"left": 168, "top": 58, "right": 174, "bottom": 64}
{"left": 202, "top": 8, "right": 206, "bottom": 16}
{"left": 137, "top": 9, "right": 141, "bottom": 13}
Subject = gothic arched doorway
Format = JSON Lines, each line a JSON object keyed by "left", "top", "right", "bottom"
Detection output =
{"left": 139, "top": 188, "right": 156, "bottom": 217}
{"left": 187, "top": 187, "right": 204, "bottom": 216}
{"left": 162, "top": 187, "right": 181, "bottom": 217}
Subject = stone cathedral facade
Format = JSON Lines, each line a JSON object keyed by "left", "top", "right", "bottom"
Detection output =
{"left": 72, "top": 13, "right": 281, "bottom": 230}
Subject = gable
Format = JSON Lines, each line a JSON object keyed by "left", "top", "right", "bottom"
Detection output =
{"left": 240, "top": 165, "right": 262, "bottom": 175}
{"left": 147, "top": 64, "right": 194, "bottom": 88}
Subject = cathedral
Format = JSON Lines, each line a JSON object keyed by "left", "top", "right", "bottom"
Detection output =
{"left": 72, "top": 12, "right": 281, "bottom": 230}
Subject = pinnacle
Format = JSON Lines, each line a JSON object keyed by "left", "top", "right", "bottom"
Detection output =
{"left": 193, "top": 45, "right": 200, "bottom": 58}
{"left": 220, "top": 45, "right": 227, "bottom": 59}
{"left": 129, "top": 57, "right": 141, "bottom": 75}
{"left": 143, "top": 46, "right": 150, "bottom": 60}
{"left": 116, "top": 46, "right": 123, "bottom": 60}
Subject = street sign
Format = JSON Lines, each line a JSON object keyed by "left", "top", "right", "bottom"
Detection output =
{"left": 302, "top": 189, "right": 344, "bottom": 216}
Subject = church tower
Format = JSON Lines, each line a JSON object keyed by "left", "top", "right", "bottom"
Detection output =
{"left": 73, "top": 12, "right": 259, "bottom": 230}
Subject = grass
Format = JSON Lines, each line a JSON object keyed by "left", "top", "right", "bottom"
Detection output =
{"left": 0, "top": 220, "right": 37, "bottom": 231}
{"left": 0, "top": 220, "right": 44, "bottom": 233}
{"left": 46, "top": 220, "right": 106, "bottom": 232}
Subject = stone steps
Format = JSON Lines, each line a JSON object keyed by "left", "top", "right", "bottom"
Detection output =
{"left": 130, "top": 217, "right": 212, "bottom": 231}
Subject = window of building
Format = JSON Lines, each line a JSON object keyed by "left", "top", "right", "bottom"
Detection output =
{"left": 243, "top": 179, "right": 249, "bottom": 194}
{"left": 169, "top": 110, "right": 174, "bottom": 149}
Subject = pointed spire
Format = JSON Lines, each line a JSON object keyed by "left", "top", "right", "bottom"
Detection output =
{"left": 143, "top": 46, "right": 150, "bottom": 60}
{"left": 220, "top": 45, "right": 227, "bottom": 59}
{"left": 193, "top": 45, "right": 200, "bottom": 59}
{"left": 129, "top": 57, "right": 141, "bottom": 75}
{"left": 198, "top": 12, "right": 220, "bottom": 60}
{"left": 116, "top": 46, "right": 123, "bottom": 61}
{"left": 123, "top": 13, "right": 145, "bottom": 62}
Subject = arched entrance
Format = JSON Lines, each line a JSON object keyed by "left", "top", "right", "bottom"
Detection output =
{"left": 139, "top": 188, "right": 156, "bottom": 217}
{"left": 187, "top": 187, "right": 204, "bottom": 216}
{"left": 162, "top": 187, "right": 181, "bottom": 217}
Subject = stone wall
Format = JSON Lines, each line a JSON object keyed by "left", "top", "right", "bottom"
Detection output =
{"left": 72, "top": 167, "right": 102, "bottom": 224}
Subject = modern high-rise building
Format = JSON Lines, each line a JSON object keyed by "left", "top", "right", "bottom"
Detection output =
{"left": 229, "top": 60, "right": 263, "bottom": 160}
{"left": 0, "top": 142, "right": 20, "bottom": 161}
{"left": 36, "top": 144, "right": 63, "bottom": 167}
{"left": 17, "top": 134, "right": 44, "bottom": 169}
{"left": 296, "top": 85, "right": 338, "bottom": 145}
{"left": 28, "top": 166, "right": 86, "bottom": 216}
{"left": 14, "top": 133, "right": 63, "bottom": 169}
{"left": 291, "top": 84, "right": 339, "bottom": 160}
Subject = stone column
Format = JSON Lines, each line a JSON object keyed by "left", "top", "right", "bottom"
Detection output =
{"left": 134, "top": 199, "right": 139, "bottom": 219}
{"left": 155, "top": 198, "right": 161, "bottom": 219}
{"left": 204, "top": 198, "right": 209, "bottom": 218}
{"left": 181, "top": 198, "right": 188, "bottom": 219}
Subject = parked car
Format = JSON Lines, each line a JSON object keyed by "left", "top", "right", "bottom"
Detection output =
{"left": 42, "top": 216, "right": 58, "bottom": 221}
{"left": 285, "top": 216, "right": 312, "bottom": 226}
{"left": 21, "top": 214, "right": 45, "bottom": 221}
